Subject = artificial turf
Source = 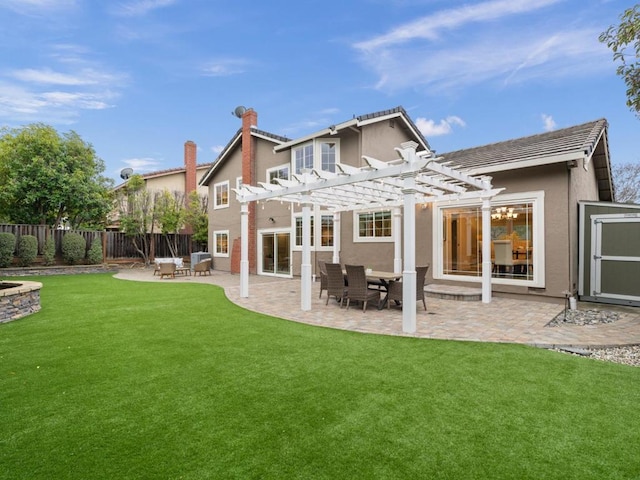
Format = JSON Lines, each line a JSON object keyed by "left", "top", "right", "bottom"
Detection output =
{"left": 1, "top": 273, "right": 639, "bottom": 479}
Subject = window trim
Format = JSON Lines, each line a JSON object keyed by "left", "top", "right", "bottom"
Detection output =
{"left": 353, "top": 209, "right": 394, "bottom": 243}
{"left": 266, "top": 164, "right": 290, "bottom": 184}
{"left": 213, "top": 230, "right": 230, "bottom": 257}
{"left": 432, "top": 191, "right": 545, "bottom": 287}
{"left": 291, "top": 207, "right": 334, "bottom": 251}
{"left": 290, "top": 138, "right": 340, "bottom": 174}
{"left": 213, "top": 181, "right": 229, "bottom": 210}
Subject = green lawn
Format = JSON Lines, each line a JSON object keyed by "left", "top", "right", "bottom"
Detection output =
{"left": 1, "top": 274, "right": 639, "bottom": 479}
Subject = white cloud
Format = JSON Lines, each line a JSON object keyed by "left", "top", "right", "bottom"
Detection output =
{"left": 211, "top": 145, "right": 224, "bottom": 155}
{"left": 9, "top": 67, "right": 122, "bottom": 86}
{"left": 201, "top": 58, "right": 250, "bottom": 77}
{"left": 542, "top": 114, "right": 557, "bottom": 131}
{"left": 354, "top": 0, "right": 562, "bottom": 52}
{"left": 352, "top": 0, "right": 610, "bottom": 94}
{"left": 0, "top": 0, "right": 76, "bottom": 14}
{"left": 415, "top": 116, "right": 466, "bottom": 137}
{"left": 112, "top": 0, "right": 177, "bottom": 17}
{"left": 0, "top": 46, "right": 127, "bottom": 124}
{"left": 122, "top": 157, "right": 161, "bottom": 171}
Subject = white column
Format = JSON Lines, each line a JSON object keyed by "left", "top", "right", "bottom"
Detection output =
{"left": 393, "top": 207, "right": 402, "bottom": 274}
{"left": 240, "top": 202, "right": 249, "bottom": 298}
{"left": 481, "top": 197, "right": 492, "bottom": 303}
{"left": 301, "top": 201, "right": 312, "bottom": 311}
{"left": 332, "top": 211, "right": 341, "bottom": 264}
{"left": 402, "top": 174, "right": 417, "bottom": 334}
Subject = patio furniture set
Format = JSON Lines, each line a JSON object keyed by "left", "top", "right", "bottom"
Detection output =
{"left": 154, "top": 257, "right": 213, "bottom": 279}
{"left": 318, "top": 260, "right": 429, "bottom": 312}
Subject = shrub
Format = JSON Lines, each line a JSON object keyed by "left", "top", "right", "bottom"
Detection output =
{"left": 0, "top": 232, "right": 16, "bottom": 268}
{"left": 43, "top": 237, "right": 56, "bottom": 266}
{"left": 87, "top": 237, "right": 103, "bottom": 265}
{"left": 61, "top": 232, "right": 86, "bottom": 265}
{"left": 17, "top": 235, "right": 38, "bottom": 267}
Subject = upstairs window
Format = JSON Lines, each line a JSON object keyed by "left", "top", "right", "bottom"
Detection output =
{"left": 267, "top": 164, "right": 290, "bottom": 184}
{"left": 294, "top": 144, "right": 314, "bottom": 174}
{"left": 214, "top": 181, "right": 229, "bottom": 209}
{"left": 292, "top": 139, "right": 340, "bottom": 174}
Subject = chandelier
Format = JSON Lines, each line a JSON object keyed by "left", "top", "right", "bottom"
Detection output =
{"left": 491, "top": 206, "right": 518, "bottom": 220}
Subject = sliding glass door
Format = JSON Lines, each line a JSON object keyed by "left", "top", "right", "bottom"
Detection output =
{"left": 260, "top": 230, "right": 291, "bottom": 276}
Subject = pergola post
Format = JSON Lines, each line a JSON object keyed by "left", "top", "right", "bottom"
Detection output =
{"left": 401, "top": 151, "right": 418, "bottom": 334}
{"left": 393, "top": 207, "right": 402, "bottom": 274}
{"left": 301, "top": 200, "right": 312, "bottom": 311}
{"left": 240, "top": 202, "right": 249, "bottom": 298}
{"left": 332, "top": 211, "right": 341, "bottom": 264}
{"left": 481, "top": 197, "right": 492, "bottom": 303}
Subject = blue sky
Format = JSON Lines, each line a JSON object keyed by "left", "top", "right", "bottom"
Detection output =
{"left": 0, "top": 0, "right": 637, "bottom": 183}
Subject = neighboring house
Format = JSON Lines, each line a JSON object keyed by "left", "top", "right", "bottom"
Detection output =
{"left": 110, "top": 141, "right": 212, "bottom": 230}
{"left": 200, "top": 106, "right": 614, "bottom": 302}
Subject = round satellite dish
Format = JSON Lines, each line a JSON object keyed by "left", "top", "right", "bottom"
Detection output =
{"left": 233, "top": 105, "right": 247, "bottom": 118}
{"left": 120, "top": 167, "right": 133, "bottom": 180}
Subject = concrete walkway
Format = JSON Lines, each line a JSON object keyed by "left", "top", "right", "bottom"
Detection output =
{"left": 113, "top": 268, "right": 640, "bottom": 348}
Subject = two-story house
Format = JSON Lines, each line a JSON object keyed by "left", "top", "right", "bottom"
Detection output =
{"left": 200, "top": 106, "right": 614, "bottom": 304}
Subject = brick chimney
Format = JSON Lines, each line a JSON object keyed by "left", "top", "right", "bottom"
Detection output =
{"left": 184, "top": 140, "right": 197, "bottom": 195}
{"left": 242, "top": 109, "right": 257, "bottom": 274}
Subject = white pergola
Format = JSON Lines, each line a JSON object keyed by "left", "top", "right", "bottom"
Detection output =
{"left": 234, "top": 141, "right": 504, "bottom": 334}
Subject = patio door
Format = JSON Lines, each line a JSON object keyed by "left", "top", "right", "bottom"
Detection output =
{"left": 260, "top": 230, "right": 291, "bottom": 277}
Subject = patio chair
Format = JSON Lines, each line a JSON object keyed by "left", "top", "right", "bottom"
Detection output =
{"left": 194, "top": 258, "right": 212, "bottom": 276}
{"left": 317, "top": 260, "right": 328, "bottom": 298}
{"left": 325, "top": 263, "right": 348, "bottom": 307}
{"left": 344, "top": 264, "right": 380, "bottom": 312}
{"left": 159, "top": 262, "right": 176, "bottom": 279}
{"left": 387, "top": 265, "right": 429, "bottom": 310}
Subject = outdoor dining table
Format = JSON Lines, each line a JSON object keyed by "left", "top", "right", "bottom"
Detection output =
{"left": 364, "top": 270, "right": 402, "bottom": 309}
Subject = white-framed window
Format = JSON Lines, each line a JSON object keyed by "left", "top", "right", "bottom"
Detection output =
{"left": 354, "top": 209, "right": 393, "bottom": 242}
{"left": 292, "top": 139, "right": 339, "bottom": 174}
{"left": 213, "top": 230, "right": 229, "bottom": 257}
{"left": 267, "top": 164, "right": 290, "bottom": 184}
{"left": 292, "top": 209, "right": 334, "bottom": 250}
{"left": 293, "top": 143, "right": 314, "bottom": 174}
{"left": 433, "top": 191, "right": 545, "bottom": 287}
{"left": 320, "top": 141, "right": 337, "bottom": 173}
{"left": 295, "top": 216, "right": 314, "bottom": 248}
{"left": 214, "top": 181, "right": 229, "bottom": 209}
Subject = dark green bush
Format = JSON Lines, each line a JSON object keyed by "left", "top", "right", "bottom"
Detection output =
{"left": 87, "top": 237, "right": 103, "bottom": 265}
{"left": 17, "top": 235, "right": 38, "bottom": 267}
{"left": 0, "top": 232, "right": 16, "bottom": 268}
{"left": 61, "top": 232, "right": 86, "bottom": 265}
{"left": 43, "top": 237, "right": 56, "bottom": 265}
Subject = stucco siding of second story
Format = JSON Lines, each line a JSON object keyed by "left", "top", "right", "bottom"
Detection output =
{"left": 361, "top": 120, "right": 422, "bottom": 162}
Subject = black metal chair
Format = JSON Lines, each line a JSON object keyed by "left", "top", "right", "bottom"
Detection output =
{"left": 325, "top": 263, "right": 348, "bottom": 307}
{"left": 387, "top": 265, "right": 429, "bottom": 310}
{"left": 344, "top": 264, "right": 380, "bottom": 312}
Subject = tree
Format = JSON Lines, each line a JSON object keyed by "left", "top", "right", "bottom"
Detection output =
{"left": 184, "top": 191, "right": 209, "bottom": 246}
{"left": 600, "top": 5, "right": 640, "bottom": 117}
{"left": 155, "top": 189, "right": 186, "bottom": 258}
{"left": 0, "top": 124, "right": 113, "bottom": 228}
{"left": 115, "top": 174, "right": 155, "bottom": 264}
{"left": 612, "top": 162, "right": 640, "bottom": 203}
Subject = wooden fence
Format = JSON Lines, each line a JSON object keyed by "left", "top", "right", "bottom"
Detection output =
{"left": 0, "top": 224, "right": 207, "bottom": 262}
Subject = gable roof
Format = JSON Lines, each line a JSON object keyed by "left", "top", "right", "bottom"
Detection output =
{"left": 199, "top": 127, "right": 290, "bottom": 186}
{"left": 440, "top": 119, "right": 613, "bottom": 200}
{"left": 113, "top": 162, "right": 212, "bottom": 191}
{"left": 273, "top": 106, "right": 431, "bottom": 153}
